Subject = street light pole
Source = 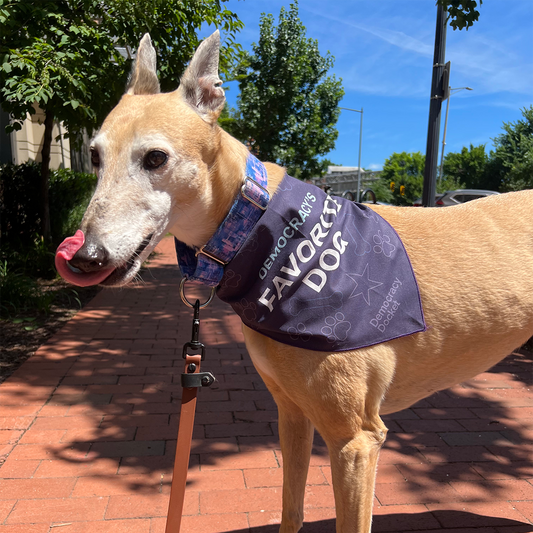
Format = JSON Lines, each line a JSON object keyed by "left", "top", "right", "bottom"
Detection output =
{"left": 438, "top": 86, "right": 473, "bottom": 181}
{"left": 422, "top": 4, "right": 447, "bottom": 207}
{"left": 339, "top": 106, "right": 363, "bottom": 201}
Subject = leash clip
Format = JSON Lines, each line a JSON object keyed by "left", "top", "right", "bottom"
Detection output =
{"left": 180, "top": 299, "right": 216, "bottom": 387}
{"left": 182, "top": 299, "right": 206, "bottom": 360}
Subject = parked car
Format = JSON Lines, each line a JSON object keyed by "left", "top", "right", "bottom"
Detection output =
{"left": 413, "top": 189, "right": 500, "bottom": 207}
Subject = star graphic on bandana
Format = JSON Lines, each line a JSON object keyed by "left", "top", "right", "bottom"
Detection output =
{"left": 346, "top": 264, "right": 383, "bottom": 305}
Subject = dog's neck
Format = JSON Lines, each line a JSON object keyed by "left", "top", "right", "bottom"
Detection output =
{"left": 172, "top": 126, "right": 286, "bottom": 287}
{"left": 193, "top": 127, "right": 286, "bottom": 247}
{"left": 207, "top": 128, "right": 251, "bottom": 229}
{"left": 215, "top": 127, "right": 286, "bottom": 197}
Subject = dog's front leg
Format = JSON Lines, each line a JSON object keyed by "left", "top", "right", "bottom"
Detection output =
{"left": 278, "top": 395, "right": 314, "bottom": 533}
{"left": 261, "top": 375, "right": 314, "bottom": 533}
{"left": 325, "top": 422, "right": 387, "bottom": 533}
{"left": 304, "top": 350, "right": 391, "bottom": 533}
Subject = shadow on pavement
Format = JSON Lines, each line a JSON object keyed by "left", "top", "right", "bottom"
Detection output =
{"left": 2, "top": 249, "right": 531, "bottom": 527}
{"left": 230, "top": 510, "right": 532, "bottom": 532}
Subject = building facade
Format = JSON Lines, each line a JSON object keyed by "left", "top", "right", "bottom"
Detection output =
{"left": 311, "top": 165, "right": 382, "bottom": 197}
{"left": 0, "top": 103, "right": 72, "bottom": 170}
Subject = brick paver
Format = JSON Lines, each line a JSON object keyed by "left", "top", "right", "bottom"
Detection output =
{"left": 0, "top": 236, "right": 531, "bottom": 532}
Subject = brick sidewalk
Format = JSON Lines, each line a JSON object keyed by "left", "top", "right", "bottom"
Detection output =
{"left": 0, "top": 236, "right": 531, "bottom": 532}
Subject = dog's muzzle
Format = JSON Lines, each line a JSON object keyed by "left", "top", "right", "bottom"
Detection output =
{"left": 55, "top": 230, "right": 115, "bottom": 286}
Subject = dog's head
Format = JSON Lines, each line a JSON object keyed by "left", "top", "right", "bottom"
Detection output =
{"left": 56, "top": 31, "right": 241, "bottom": 287}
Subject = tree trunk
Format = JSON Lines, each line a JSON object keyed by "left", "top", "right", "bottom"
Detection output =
{"left": 40, "top": 111, "right": 54, "bottom": 242}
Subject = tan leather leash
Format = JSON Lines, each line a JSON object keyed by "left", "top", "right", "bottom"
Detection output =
{"left": 165, "top": 281, "right": 215, "bottom": 533}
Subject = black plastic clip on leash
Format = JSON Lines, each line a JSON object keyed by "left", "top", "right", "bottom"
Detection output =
{"left": 165, "top": 280, "right": 216, "bottom": 533}
{"left": 181, "top": 299, "right": 215, "bottom": 388}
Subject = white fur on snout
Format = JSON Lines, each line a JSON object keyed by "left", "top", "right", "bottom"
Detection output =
{"left": 82, "top": 131, "right": 212, "bottom": 285}
{"left": 82, "top": 135, "right": 170, "bottom": 280}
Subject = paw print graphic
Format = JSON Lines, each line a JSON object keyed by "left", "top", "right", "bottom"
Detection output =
{"left": 235, "top": 298, "right": 257, "bottom": 322}
{"left": 321, "top": 313, "right": 351, "bottom": 343}
{"left": 287, "top": 323, "right": 311, "bottom": 342}
{"left": 373, "top": 230, "right": 396, "bottom": 257}
{"left": 221, "top": 269, "right": 241, "bottom": 289}
{"left": 277, "top": 179, "right": 294, "bottom": 192}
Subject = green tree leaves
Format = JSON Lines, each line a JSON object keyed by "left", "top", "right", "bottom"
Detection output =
{"left": 227, "top": 2, "right": 344, "bottom": 180}
{"left": 381, "top": 152, "right": 426, "bottom": 206}
{"left": 0, "top": 0, "right": 243, "bottom": 240}
{"left": 442, "top": 107, "right": 533, "bottom": 192}
{"left": 1, "top": 2, "right": 121, "bottom": 140}
{"left": 437, "top": 0, "right": 483, "bottom": 31}
{"left": 487, "top": 106, "right": 533, "bottom": 192}
{"left": 381, "top": 151, "right": 463, "bottom": 206}
{"left": 442, "top": 144, "right": 490, "bottom": 189}
{"left": 0, "top": 0, "right": 244, "bottom": 141}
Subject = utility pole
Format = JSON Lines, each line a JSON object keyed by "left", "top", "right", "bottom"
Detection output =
{"left": 422, "top": 4, "right": 448, "bottom": 207}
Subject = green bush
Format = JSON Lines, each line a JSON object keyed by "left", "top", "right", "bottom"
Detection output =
{"left": 0, "top": 162, "right": 96, "bottom": 279}
{"left": 0, "top": 161, "right": 42, "bottom": 247}
{"left": 0, "top": 260, "right": 54, "bottom": 316}
{"left": 49, "top": 167, "right": 97, "bottom": 241}
{"left": 0, "top": 236, "right": 56, "bottom": 279}
{"left": 0, "top": 162, "right": 96, "bottom": 245}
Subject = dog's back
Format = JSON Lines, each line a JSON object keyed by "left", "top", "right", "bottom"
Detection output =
{"left": 369, "top": 190, "right": 533, "bottom": 412}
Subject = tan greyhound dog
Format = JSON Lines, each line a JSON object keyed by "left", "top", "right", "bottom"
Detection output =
{"left": 55, "top": 32, "right": 533, "bottom": 532}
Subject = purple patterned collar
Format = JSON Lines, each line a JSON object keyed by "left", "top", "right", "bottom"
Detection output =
{"left": 174, "top": 154, "right": 270, "bottom": 286}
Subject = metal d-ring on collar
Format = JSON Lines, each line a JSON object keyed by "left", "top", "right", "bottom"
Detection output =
{"left": 179, "top": 278, "right": 215, "bottom": 309}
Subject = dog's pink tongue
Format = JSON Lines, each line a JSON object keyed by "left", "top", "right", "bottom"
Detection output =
{"left": 55, "top": 230, "right": 115, "bottom": 287}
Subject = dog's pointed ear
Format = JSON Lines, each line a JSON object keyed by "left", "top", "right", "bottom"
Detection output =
{"left": 126, "top": 34, "right": 160, "bottom": 96}
{"left": 178, "top": 30, "right": 225, "bottom": 123}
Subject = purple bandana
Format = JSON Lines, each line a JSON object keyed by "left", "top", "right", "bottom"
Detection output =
{"left": 216, "top": 174, "right": 426, "bottom": 352}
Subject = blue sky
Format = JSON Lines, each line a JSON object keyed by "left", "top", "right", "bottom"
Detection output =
{"left": 206, "top": 0, "right": 533, "bottom": 171}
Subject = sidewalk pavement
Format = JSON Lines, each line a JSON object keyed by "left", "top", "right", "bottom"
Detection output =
{"left": 0, "top": 236, "right": 531, "bottom": 533}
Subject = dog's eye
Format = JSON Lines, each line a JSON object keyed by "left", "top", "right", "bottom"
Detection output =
{"left": 144, "top": 150, "right": 168, "bottom": 170}
{"left": 90, "top": 149, "right": 100, "bottom": 167}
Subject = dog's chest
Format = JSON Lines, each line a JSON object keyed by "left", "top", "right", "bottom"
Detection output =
{"left": 217, "top": 175, "right": 426, "bottom": 352}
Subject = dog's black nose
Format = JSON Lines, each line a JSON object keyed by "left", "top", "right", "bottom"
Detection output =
{"left": 69, "top": 240, "right": 110, "bottom": 272}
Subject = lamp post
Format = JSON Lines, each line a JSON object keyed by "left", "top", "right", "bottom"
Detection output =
{"left": 339, "top": 106, "right": 363, "bottom": 201}
{"left": 422, "top": 4, "right": 447, "bottom": 207}
{"left": 439, "top": 86, "right": 473, "bottom": 180}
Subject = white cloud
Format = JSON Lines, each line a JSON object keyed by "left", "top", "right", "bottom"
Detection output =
{"left": 301, "top": 2, "right": 533, "bottom": 98}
